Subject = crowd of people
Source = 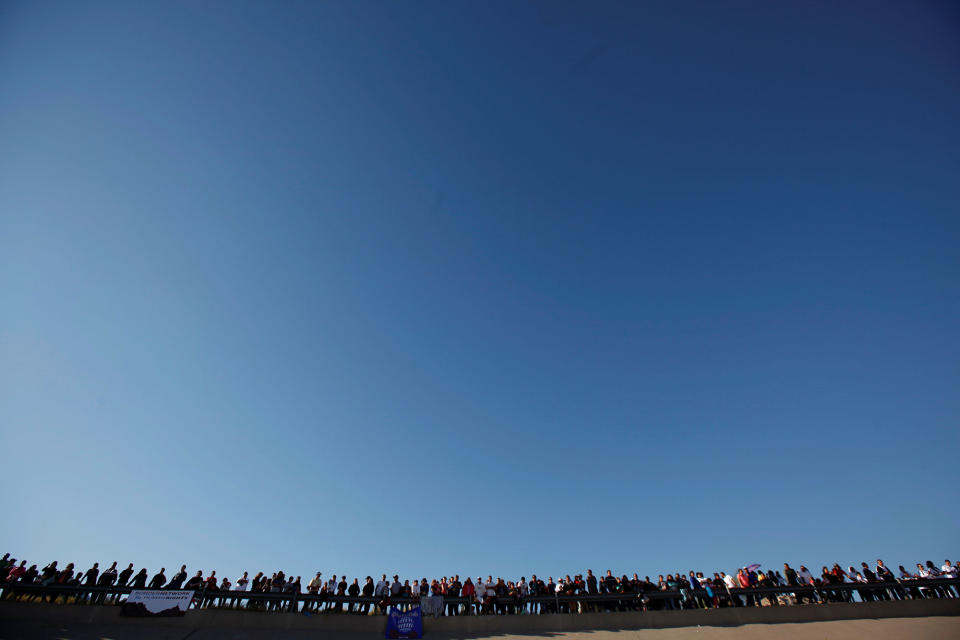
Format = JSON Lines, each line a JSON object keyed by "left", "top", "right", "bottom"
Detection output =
{"left": 2, "top": 552, "right": 957, "bottom": 615}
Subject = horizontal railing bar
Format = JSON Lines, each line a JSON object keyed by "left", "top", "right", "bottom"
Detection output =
{"left": 4, "top": 578, "right": 958, "bottom": 613}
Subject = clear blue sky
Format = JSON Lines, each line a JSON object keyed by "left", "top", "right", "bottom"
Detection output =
{"left": 1, "top": 0, "right": 958, "bottom": 584}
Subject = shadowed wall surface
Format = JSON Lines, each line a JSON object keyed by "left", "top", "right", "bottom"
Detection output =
{"left": 1, "top": 599, "right": 958, "bottom": 640}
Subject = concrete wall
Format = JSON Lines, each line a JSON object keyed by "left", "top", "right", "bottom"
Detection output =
{"left": 2, "top": 598, "right": 959, "bottom": 640}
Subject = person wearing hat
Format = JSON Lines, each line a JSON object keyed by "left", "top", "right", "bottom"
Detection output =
{"left": 360, "top": 576, "right": 375, "bottom": 614}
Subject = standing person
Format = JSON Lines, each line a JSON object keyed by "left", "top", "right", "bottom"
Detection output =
{"left": 374, "top": 574, "right": 387, "bottom": 613}
{"left": 746, "top": 567, "right": 759, "bottom": 607}
{"left": 217, "top": 576, "right": 232, "bottom": 607}
{"left": 557, "top": 575, "right": 570, "bottom": 614}
{"left": 372, "top": 574, "right": 385, "bottom": 612}
{"left": 305, "top": 572, "right": 322, "bottom": 612}
{"left": 687, "top": 571, "right": 704, "bottom": 609}
{"left": 361, "top": 576, "right": 375, "bottom": 614}
{"left": 325, "top": 575, "right": 338, "bottom": 611}
{"left": 899, "top": 565, "right": 924, "bottom": 600}
{"left": 819, "top": 567, "right": 838, "bottom": 602}
{"left": 920, "top": 562, "right": 944, "bottom": 598}
{"left": 736, "top": 569, "right": 752, "bottom": 607}
{"left": 131, "top": 568, "right": 148, "bottom": 589}
{"left": 166, "top": 565, "right": 187, "bottom": 589}
{"left": 95, "top": 562, "right": 118, "bottom": 604}
{"left": 38, "top": 562, "right": 58, "bottom": 603}
{"left": 347, "top": 578, "right": 360, "bottom": 613}
{"left": 447, "top": 575, "right": 462, "bottom": 616}
{"left": 270, "top": 571, "right": 286, "bottom": 612}
{"left": 861, "top": 562, "right": 887, "bottom": 601}
{"left": 148, "top": 568, "right": 166, "bottom": 589}
{"left": 248, "top": 572, "right": 265, "bottom": 610}
{"left": 199, "top": 572, "right": 217, "bottom": 608}
{"left": 797, "top": 566, "right": 817, "bottom": 603}
{"left": 117, "top": 563, "right": 134, "bottom": 589}
{"left": 185, "top": 571, "right": 204, "bottom": 591}
{"left": 764, "top": 570, "right": 780, "bottom": 605}
{"left": 783, "top": 564, "right": 804, "bottom": 605}
{"left": 831, "top": 564, "right": 853, "bottom": 602}
{"left": 603, "top": 570, "right": 618, "bottom": 605}
{"left": 529, "top": 575, "right": 542, "bottom": 615}
{"left": 941, "top": 561, "right": 959, "bottom": 598}
{"left": 875, "top": 560, "right": 900, "bottom": 600}
{"left": 185, "top": 571, "right": 204, "bottom": 608}
{"left": 336, "top": 575, "right": 347, "bottom": 613}
{"left": 710, "top": 574, "right": 726, "bottom": 609}
{"left": 80, "top": 563, "right": 99, "bottom": 604}
{"left": 287, "top": 576, "right": 302, "bottom": 612}
{"left": 233, "top": 571, "right": 249, "bottom": 608}
{"left": 852, "top": 569, "right": 871, "bottom": 602}
{"left": 54, "top": 562, "right": 75, "bottom": 604}
{"left": 516, "top": 577, "right": 528, "bottom": 614}
{"left": 545, "top": 578, "right": 556, "bottom": 614}
{"left": 63, "top": 562, "right": 83, "bottom": 604}
{"left": 202, "top": 571, "right": 218, "bottom": 608}
{"left": 584, "top": 569, "right": 600, "bottom": 611}
{"left": 114, "top": 563, "right": 134, "bottom": 603}
{"left": 506, "top": 580, "right": 519, "bottom": 614}
{"left": 461, "top": 578, "right": 476, "bottom": 615}
{"left": 722, "top": 572, "right": 740, "bottom": 607}
{"left": 485, "top": 577, "right": 497, "bottom": 615}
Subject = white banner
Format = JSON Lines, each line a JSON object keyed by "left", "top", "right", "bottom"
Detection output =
{"left": 122, "top": 590, "right": 195, "bottom": 616}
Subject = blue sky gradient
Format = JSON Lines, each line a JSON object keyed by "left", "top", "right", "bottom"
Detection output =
{"left": 1, "top": 0, "right": 958, "bottom": 583}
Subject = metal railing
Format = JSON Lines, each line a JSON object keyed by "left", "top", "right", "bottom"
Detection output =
{"left": 3, "top": 578, "right": 959, "bottom": 615}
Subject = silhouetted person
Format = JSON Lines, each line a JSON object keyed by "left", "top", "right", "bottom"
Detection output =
{"left": 131, "top": 568, "right": 148, "bottom": 589}
{"left": 149, "top": 568, "right": 166, "bottom": 589}
{"left": 80, "top": 563, "right": 99, "bottom": 604}
{"left": 166, "top": 565, "right": 187, "bottom": 589}
{"left": 95, "top": 562, "right": 117, "bottom": 604}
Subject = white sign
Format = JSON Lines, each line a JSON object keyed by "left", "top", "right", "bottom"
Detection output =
{"left": 123, "top": 590, "right": 195, "bottom": 616}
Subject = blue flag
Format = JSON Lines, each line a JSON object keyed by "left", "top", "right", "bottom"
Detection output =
{"left": 386, "top": 606, "right": 423, "bottom": 639}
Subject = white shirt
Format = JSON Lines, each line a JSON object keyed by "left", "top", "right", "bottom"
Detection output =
{"left": 518, "top": 580, "right": 528, "bottom": 596}
{"left": 327, "top": 578, "right": 337, "bottom": 593}
{"left": 235, "top": 576, "right": 249, "bottom": 591}
{"left": 941, "top": 564, "right": 957, "bottom": 579}
{"left": 723, "top": 574, "right": 737, "bottom": 589}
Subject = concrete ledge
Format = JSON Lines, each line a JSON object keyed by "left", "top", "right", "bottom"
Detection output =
{"left": 422, "top": 599, "right": 960, "bottom": 634}
{"left": 1, "top": 598, "right": 959, "bottom": 640}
